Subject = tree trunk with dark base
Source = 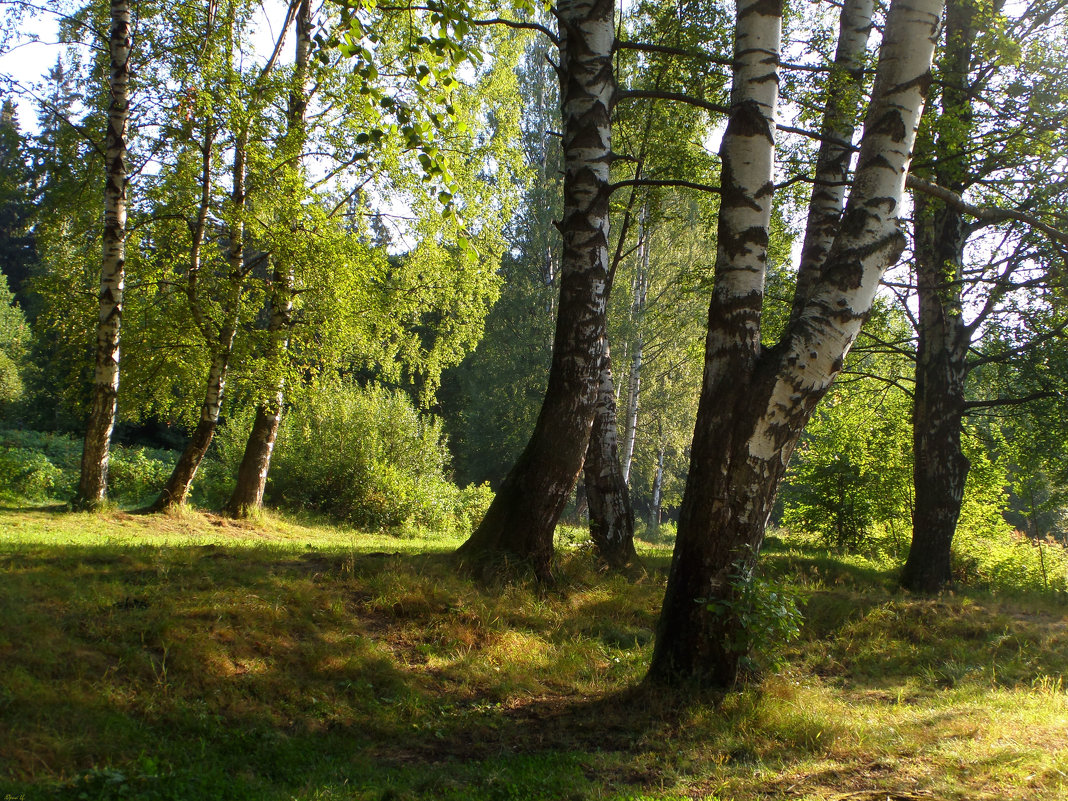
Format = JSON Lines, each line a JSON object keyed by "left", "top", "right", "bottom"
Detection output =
{"left": 152, "top": 343, "right": 234, "bottom": 511}
{"left": 646, "top": 0, "right": 942, "bottom": 688}
{"left": 584, "top": 344, "right": 637, "bottom": 568}
{"left": 76, "top": 0, "right": 131, "bottom": 508}
{"left": 901, "top": 193, "right": 970, "bottom": 592}
{"left": 226, "top": 393, "right": 283, "bottom": 515}
{"left": 900, "top": 0, "right": 976, "bottom": 594}
{"left": 456, "top": 0, "right": 614, "bottom": 580}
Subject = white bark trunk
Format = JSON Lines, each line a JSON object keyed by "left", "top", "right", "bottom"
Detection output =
{"left": 701, "top": 0, "right": 782, "bottom": 393}
{"left": 752, "top": 0, "right": 944, "bottom": 466}
{"left": 621, "top": 212, "right": 649, "bottom": 486}
{"left": 790, "top": 0, "right": 875, "bottom": 321}
{"left": 77, "top": 0, "right": 132, "bottom": 507}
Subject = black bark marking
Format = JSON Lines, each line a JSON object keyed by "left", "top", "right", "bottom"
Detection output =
{"left": 725, "top": 99, "right": 774, "bottom": 142}
{"left": 739, "top": 0, "right": 784, "bottom": 19}
{"left": 869, "top": 109, "right": 907, "bottom": 142}
{"left": 720, "top": 225, "right": 770, "bottom": 260}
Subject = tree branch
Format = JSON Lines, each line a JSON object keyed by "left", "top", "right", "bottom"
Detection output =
{"left": 609, "top": 178, "right": 720, "bottom": 196}
{"left": 907, "top": 174, "right": 1068, "bottom": 247}
{"left": 963, "top": 391, "right": 1059, "bottom": 412}
{"left": 615, "top": 88, "right": 728, "bottom": 116}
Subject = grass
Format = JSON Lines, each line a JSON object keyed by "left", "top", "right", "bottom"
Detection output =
{"left": 1, "top": 507, "right": 1067, "bottom": 800}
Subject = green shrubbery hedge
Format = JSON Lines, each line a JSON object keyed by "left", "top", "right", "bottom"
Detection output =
{"left": 259, "top": 382, "right": 491, "bottom": 533}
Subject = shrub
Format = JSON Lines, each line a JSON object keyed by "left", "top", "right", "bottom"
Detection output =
{"left": 0, "top": 446, "right": 67, "bottom": 500}
{"left": 107, "top": 446, "right": 176, "bottom": 507}
{"left": 0, "top": 429, "right": 176, "bottom": 506}
{"left": 266, "top": 382, "right": 488, "bottom": 533}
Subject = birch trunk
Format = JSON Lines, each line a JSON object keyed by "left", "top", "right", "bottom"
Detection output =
{"left": 650, "top": 421, "right": 665, "bottom": 527}
{"left": 152, "top": 115, "right": 234, "bottom": 511}
{"left": 789, "top": 0, "right": 875, "bottom": 322}
{"left": 76, "top": 0, "right": 131, "bottom": 508}
{"left": 901, "top": 194, "right": 969, "bottom": 591}
{"left": 647, "top": 0, "right": 943, "bottom": 687}
{"left": 225, "top": 0, "right": 310, "bottom": 517}
{"left": 621, "top": 216, "right": 649, "bottom": 485}
{"left": 584, "top": 343, "right": 638, "bottom": 567}
{"left": 456, "top": 0, "right": 613, "bottom": 580}
{"left": 901, "top": 0, "right": 975, "bottom": 592}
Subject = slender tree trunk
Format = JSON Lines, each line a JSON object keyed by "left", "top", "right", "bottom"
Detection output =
{"left": 789, "top": 0, "right": 875, "bottom": 322}
{"left": 76, "top": 0, "right": 131, "bottom": 508}
{"left": 621, "top": 214, "right": 649, "bottom": 484}
{"left": 456, "top": 0, "right": 614, "bottom": 580}
{"left": 585, "top": 343, "right": 638, "bottom": 567}
{"left": 901, "top": 195, "right": 971, "bottom": 591}
{"left": 152, "top": 115, "right": 235, "bottom": 512}
{"left": 647, "top": 0, "right": 942, "bottom": 688}
{"left": 153, "top": 333, "right": 235, "bottom": 510}
{"left": 225, "top": 0, "right": 310, "bottom": 517}
{"left": 650, "top": 425, "right": 665, "bottom": 527}
{"left": 902, "top": 219, "right": 969, "bottom": 590}
{"left": 900, "top": 0, "right": 976, "bottom": 593}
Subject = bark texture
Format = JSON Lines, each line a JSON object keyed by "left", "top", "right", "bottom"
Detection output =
{"left": 76, "top": 0, "right": 132, "bottom": 508}
{"left": 790, "top": 0, "right": 875, "bottom": 322}
{"left": 901, "top": 0, "right": 975, "bottom": 592}
{"left": 456, "top": 0, "right": 613, "bottom": 580}
{"left": 647, "top": 0, "right": 943, "bottom": 688}
{"left": 584, "top": 344, "right": 638, "bottom": 568}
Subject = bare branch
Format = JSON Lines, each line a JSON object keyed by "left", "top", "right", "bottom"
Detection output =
{"left": 963, "top": 391, "right": 1060, "bottom": 412}
{"left": 615, "top": 88, "right": 728, "bottom": 116}
{"left": 907, "top": 174, "right": 1068, "bottom": 247}
{"left": 609, "top": 178, "right": 720, "bottom": 195}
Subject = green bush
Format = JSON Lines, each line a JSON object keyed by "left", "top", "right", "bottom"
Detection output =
{"left": 0, "top": 446, "right": 67, "bottom": 500}
{"left": 0, "top": 429, "right": 177, "bottom": 506}
{"left": 266, "top": 382, "right": 490, "bottom": 533}
{"left": 107, "top": 446, "right": 176, "bottom": 507}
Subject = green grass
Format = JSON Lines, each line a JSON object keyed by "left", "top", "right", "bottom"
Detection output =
{"left": 1, "top": 507, "right": 1067, "bottom": 800}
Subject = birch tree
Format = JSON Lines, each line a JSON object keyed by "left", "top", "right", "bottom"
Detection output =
{"left": 457, "top": 0, "right": 614, "bottom": 579}
{"left": 75, "top": 0, "right": 131, "bottom": 507}
{"left": 225, "top": 0, "right": 311, "bottom": 516}
{"left": 647, "top": 0, "right": 944, "bottom": 686}
{"left": 897, "top": 0, "right": 1068, "bottom": 592}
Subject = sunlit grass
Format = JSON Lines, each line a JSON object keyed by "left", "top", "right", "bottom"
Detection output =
{"left": 1, "top": 507, "right": 1066, "bottom": 800}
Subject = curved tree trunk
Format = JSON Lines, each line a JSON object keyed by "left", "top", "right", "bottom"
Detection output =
{"left": 647, "top": 0, "right": 942, "bottom": 688}
{"left": 900, "top": 0, "right": 976, "bottom": 593}
{"left": 76, "top": 0, "right": 131, "bottom": 508}
{"left": 225, "top": 0, "right": 310, "bottom": 518}
{"left": 789, "top": 0, "right": 875, "bottom": 322}
{"left": 456, "top": 0, "right": 614, "bottom": 581}
{"left": 584, "top": 343, "right": 638, "bottom": 567}
{"left": 152, "top": 106, "right": 234, "bottom": 512}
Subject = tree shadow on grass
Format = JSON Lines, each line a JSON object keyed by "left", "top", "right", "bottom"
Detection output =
{"left": 2, "top": 543, "right": 1065, "bottom": 801}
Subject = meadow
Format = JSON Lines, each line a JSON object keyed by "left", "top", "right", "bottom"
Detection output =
{"left": 1, "top": 507, "right": 1067, "bottom": 800}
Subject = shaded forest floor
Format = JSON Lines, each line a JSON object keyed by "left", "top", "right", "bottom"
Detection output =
{"left": 1, "top": 507, "right": 1066, "bottom": 800}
